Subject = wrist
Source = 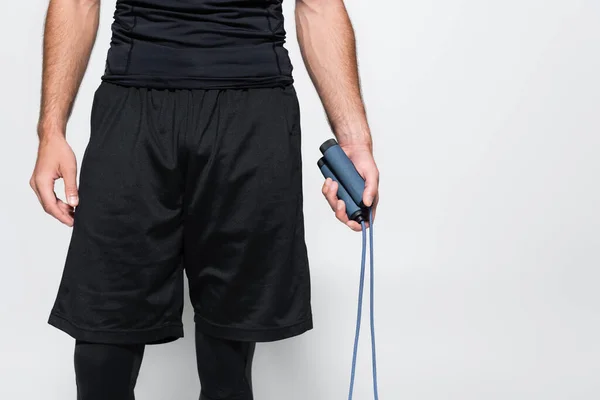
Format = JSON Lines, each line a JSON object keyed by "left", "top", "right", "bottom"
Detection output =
{"left": 334, "top": 128, "right": 372, "bottom": 149}
{"left": 37, "top": 119, "right": 66, "bottom": 142}
{"left": 331, "top": 115, "right": 372, "bottom": 148}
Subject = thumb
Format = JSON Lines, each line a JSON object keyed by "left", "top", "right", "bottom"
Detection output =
{"left": 62, "top": 165, "right": 79, "bottom": 207}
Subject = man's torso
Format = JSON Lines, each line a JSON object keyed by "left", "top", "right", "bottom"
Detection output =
{"left": 102, "top": 0, "right": 293, "bottom": 89}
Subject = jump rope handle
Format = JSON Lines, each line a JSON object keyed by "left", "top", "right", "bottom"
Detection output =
{"left": 318, "top": 158, "right": 366, "bottom": 223}
{"left": 318, "top": 138, "right": 368, "bottom": 221}
{"left": 319, "top": 139, "right": 366, "bottom": 207}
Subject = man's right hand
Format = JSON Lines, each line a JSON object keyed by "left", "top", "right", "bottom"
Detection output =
{"left": 30, "top": 133, "right": 79, "bottom": 227}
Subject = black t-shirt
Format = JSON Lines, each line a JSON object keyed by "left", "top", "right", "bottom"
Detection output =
{"left": 102, "top": 0, "right": 294, "bottom": 89}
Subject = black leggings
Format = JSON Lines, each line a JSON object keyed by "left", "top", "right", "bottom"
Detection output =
{"left": 74, "top": 325, "right": 256, "bottom": 400}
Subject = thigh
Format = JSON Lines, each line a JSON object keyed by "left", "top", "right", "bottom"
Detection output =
{"left": 49, "top": 83, "right": 186, "bottom": 344}
{"left": 184, "top": 86, "right": 312, "bottom": 342}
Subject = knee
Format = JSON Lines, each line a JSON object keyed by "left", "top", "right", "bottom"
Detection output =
{"left": 195, "top": 330, "right": 256, "bottom": 400}
{"left": 75, "top": 342, "right": 122, "bottom": 371}
{"left": 74, "top": 341, "right": 144, "bottom": 400}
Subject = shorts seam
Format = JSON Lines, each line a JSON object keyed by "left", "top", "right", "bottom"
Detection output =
{"left": 50, "top": 312, "right": 183, "bottom": 333}
{"left": 194, "top": 313, "right": 312, "bottom": 332}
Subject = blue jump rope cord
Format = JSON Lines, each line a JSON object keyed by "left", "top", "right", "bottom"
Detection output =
{"left": 348, "top": 208, "right": 379, "bottom": 400}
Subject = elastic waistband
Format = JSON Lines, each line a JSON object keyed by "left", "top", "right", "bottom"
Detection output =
{"left": 101, "top": 74, "right": 294, "bottom": 91}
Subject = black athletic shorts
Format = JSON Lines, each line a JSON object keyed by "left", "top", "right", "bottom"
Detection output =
{"left": 48, "top": 82, "right": 313, "bottom": 344}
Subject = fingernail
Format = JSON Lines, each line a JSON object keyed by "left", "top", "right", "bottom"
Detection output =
{"left": 68, "top": 196, "right": 78, "bottom": 206}
{"left": 337, "top": 202, "right": 343, "bottom": 211}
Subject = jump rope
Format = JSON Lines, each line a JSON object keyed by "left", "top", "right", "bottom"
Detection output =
{"left": 317, "top": 139, "right": 379, "bottom": 400}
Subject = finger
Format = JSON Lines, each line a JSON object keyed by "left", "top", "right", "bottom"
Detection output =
{"left": 321, "top": 177, "right": 332, "bottom": 196}
{"left": 362, "top": 168, "right": 379, "bottom": 208}
{"left": 347, "top": 220, "right": 363, "bottom": 232}
{"left": 36, "top": 177, "right": 73, "bottom": 226}
{"left": 325, "top": 180, "right": 339, "bottom": 211}
{"left": 335, "top": 200, "right": 362, "bottom": 232}
{"left": 57, "top": 199, "right": 75, "bottom": 224}
{"left": 58, "top": 199, "right": 75, "bottom": 222}
{"left": 32, "top": 176, "right": 73, "bottom": 223}
{"left": 334, "top": 199, "right": 350, "bottom": 223}
{"left": 30, "top": 177, "right": 43, "bottom": 205}
{"left": 57, "top": 200, "right": 74, "bottom": 215}
{"left": 61, "top": 164, "right": 79, "bottom": 207}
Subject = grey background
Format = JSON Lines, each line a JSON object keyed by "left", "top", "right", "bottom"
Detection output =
{"left": 1, "top": 0, "right": 599, "bottom": 399}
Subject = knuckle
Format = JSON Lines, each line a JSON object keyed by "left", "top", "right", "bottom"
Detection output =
{"left": 35, "top": 175, "right": 48, "bottom": 186}
{"left": 64, "top": 168, "right": 77, "bottom": 178}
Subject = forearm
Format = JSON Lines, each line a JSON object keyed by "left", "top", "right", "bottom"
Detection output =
{"left": 295, "top": 0, "right": 370, "bottom": 147}
{"left": 38, "top": 0, "right": 100, "bottom": 139}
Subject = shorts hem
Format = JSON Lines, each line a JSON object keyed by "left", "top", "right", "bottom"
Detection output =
{"left": 194, "top": 314, "right": 313, "bottom": 343}
{"left": 48, "top": 313, "right": 184, "bottom": 345}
